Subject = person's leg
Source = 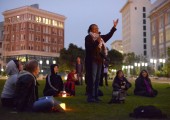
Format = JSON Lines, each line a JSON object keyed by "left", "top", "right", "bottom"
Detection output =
{"left": 104, "top": 73, "right": 108, "bottom": 86}
{"left": 92, "top": 62, "right": 98, "bottom": 100}
{"left": 94, "top": 63, "right": 102, "bottom": 100}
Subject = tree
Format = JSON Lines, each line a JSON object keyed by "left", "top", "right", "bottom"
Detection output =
{"left": 107, "top": 49, "right": 123, "bottom": 70}
{"left": 166, "top": 47, "right": 170, "bottom": 77}
{"left": 59, "top": 43, "right": 85, "bottom": 72}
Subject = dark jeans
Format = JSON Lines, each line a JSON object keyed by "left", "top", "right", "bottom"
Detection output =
{"left": 91, "top": 62, "right": 102, "bottom": 99}
{"left": 1, "top": 98, "right": 15, "bottom": 108}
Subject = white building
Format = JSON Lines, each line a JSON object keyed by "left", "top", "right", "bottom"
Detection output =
{"left": 120, "top": 0, "right": 151, "bottom": 59}
{"left": 111, "top": 40, "right": 123, "bottom": 54}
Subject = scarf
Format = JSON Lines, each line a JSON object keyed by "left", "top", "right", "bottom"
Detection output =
{"left": 89, "top": 32, "right": 108, "bottom": 55}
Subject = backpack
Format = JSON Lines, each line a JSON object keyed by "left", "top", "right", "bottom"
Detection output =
{"left": 129, "top": 105, "right": 167, "bottom": 119}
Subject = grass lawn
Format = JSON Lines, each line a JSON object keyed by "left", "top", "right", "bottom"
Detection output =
{"left": 0, "top": 79, "right": 170, "bottom": 120}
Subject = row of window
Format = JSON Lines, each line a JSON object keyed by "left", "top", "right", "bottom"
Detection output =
{"left": 151, "top": 12, "right": 170, "bottom": 32}
{"left": 5, "top": 23, "right": 63, "bottom": 36}
{"left": 6, "top": 44, "right": 62, "bottom": 52}
{"left": 5, "top": 13, "right": 64, "bottom": 28}
{"left": 151, "top": 28, "right": 170, "bottom": 46}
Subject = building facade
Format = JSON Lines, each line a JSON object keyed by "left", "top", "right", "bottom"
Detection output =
{"left": 110, "top": 40, "right": 123, "bottom": 54}
{"left": 0, "top": 22, "right": 4, "bottom": 71}
{"left": 149, "top": 0, "right": 170, "bottom": 59}
{"left": 2, "top": 4, "right": 66, "bottom": 73}
{"left": 120, "top": 0, "right": 151, "bottom": 59}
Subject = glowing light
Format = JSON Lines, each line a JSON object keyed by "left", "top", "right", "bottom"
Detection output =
{"left": 60, "top": 103, "right": 66, "bottom": 110}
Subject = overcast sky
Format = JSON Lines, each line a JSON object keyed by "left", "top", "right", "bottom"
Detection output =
{"left": 0, "top": 0, "right": 156, "bottom": 49}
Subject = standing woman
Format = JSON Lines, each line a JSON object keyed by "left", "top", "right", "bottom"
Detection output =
{"left": 43, "top": 64, "right": 63, "bottom": 97}
{"left": 1, "top": 60, "right": 23, "bottom": 108}
{"left": 134, "top": 70, "right": 158, "bottom": 97}
{"left": 85, "top": 19, "right": 118, "bottom": 102}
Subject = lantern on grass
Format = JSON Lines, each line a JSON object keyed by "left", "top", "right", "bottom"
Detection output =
{"left": 62, "top": 91, "right": 67, "bottom": 97}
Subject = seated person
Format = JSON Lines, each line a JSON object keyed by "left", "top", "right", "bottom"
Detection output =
{"left": 1, "top": 60, "right": 23, "bottom": 108}
{"left": 43, "top": 64, "right": 63, "bottom": 97}
{"left": 134, "top": 70, "right": 158, "bottom": 97}
{"left": 15, "top": 60, "right": 64, "bottom": 112}
{"left": 14, "top": 60, "right": 39, "bottom": 112}
{"left": 64, "top": 69, "right": 77, "bottom": 96}
{"left": 108, "top": 70, "right": 131, "bottom": 104}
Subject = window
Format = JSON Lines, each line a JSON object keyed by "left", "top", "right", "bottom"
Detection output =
{"left": 152, "top": 36, "right": 156, "bottom": 46}
{"left": 143, "top": 26, "right": 146, "bottom": 30}
{"left": 143, "top": 19, "right": 146, "bottom": 24}
{"left": 168, "top": 12, "right": 170, "bottom": 24}
{"left": 143, "top": 38, "right": 146, "bottom": 43}
{"left": 144, "top": 44, "right": 147, "bottom": 49}
{"left": 143, "top": 32, "right": 146, "bottom": 37}
{"left": 143, "top": 7, "right": 146, "bottom": 12}
{"left": 159, "top": 17, "right": 164, "bottom": 28}
{"left": 144, "top": 51, "right": 147, "bottom": 56}
{"left": 143, "top": 13, "right": 146, "bottom": 18}
{"left": 166, "top": 29, "right": 170, "bottom": 41}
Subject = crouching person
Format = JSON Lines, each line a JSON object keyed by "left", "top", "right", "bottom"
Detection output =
{"left": 14, "top": 60, "right": 64, "bottom": 112}
{"left": 108, "top": 70, "right": 131, "bottom": 104}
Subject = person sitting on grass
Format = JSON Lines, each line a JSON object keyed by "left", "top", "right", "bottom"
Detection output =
{"left": 14, "top": 60, "right": 65, "bottom": 112}
{"left": 43, "top": 64, "right": 64, "bottom": 97}
{"left": 64, "top": 69, "right": 77, "bottom": 96}
{"left": 1, "top": 60, "right": 23, "bottom": 108}
{"left": 134, "top": 70, "right": 158, "bottom": 97}
{"left": 108, "top": 70, "right": 131, "bottom": 104}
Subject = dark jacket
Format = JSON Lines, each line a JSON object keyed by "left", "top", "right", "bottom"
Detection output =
{"left": 112, "top": 76, "right": 131, "bottom": 91}
{"left": 134, "top": 77, "right": 153, "bottom": 95}
{"left": 43, "top": 65, "right": 63, "bottom": 95}
{"left": 85, "top": 27, "right": 116, "bottom": 65}
{"left": 75, "top": 62, "right": 83, "bottom": 75}
{"left": 14, "top": 71, "right": 39, "bottom": 112}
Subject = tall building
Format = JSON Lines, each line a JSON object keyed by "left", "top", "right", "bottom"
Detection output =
{"left": 149, "top": 0, "right": 170, "bottom": 59}
{"left": 111, "top": 40, "right": 123, "bottom": 54}
{"left": 120, "top": 0, "right": 151, "bottom": 59}
{"left": 0, "top": 22, "right": 4, "bottom": 70}
{"left": 2, "top": 4, "right": 66, "bottom": 73}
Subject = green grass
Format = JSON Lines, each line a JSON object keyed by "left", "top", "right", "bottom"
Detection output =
{"left": 0, "top": 80, "right": 170, "bottom": 120}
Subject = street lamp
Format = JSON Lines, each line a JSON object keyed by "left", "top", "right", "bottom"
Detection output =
{"left": 46, "top": 60, "right": 49, "bottom": 65}
{"left": 53, "top": 60, "right": 56, "bottom": 64}
{"left": 150, "top": 58, "right": 157, "bottom": 71}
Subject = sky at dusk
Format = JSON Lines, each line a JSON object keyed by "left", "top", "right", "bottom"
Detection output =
{"left": 0, "top": 0, "right": 156, "bottom": 49}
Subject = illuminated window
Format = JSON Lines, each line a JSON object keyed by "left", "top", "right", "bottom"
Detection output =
{"left": 43, "top": 18, "right": 46, "bottom": 24}
{"left": 159, "top": 32, "right": 163, "bottom": 43}
{"left": 49, "top": 19, "right": 51, "bottom": 25}
{"left": 152, "top": 36, "right": 156, "bottom": 46}
{"left": 166, "top": 29, "right": 170, "bottom": 41}
{"left": 46, "top": 18, "right": 48, "bottom": 24}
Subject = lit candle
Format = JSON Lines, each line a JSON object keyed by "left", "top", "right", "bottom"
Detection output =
{"left": 62, "top": 91, "right": 67, "bottom": 97}
{"left": 60, "top": 103, "right": 66, "bottom": 110}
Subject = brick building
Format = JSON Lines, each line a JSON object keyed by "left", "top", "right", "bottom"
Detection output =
{"left": 2, "top": 4, "right": 66, "bottom": 74}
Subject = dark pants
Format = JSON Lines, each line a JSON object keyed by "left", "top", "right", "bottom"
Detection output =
{"left": 134, "top": 89, "right": 158, "bottom": 97}
{"left": 1, "top": 98, "right": 15, "bottom": 108}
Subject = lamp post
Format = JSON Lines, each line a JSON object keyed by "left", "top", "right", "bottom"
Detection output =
{"left": 150, "top": 59, "right": 157, "bottom": 71}
{"left": 39, "top": 60, "right": 43, "bottom": 73}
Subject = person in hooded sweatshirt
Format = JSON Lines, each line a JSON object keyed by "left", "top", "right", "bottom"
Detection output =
{"left": 1, "top": 60, "right": 23, "bottom": 108}
{"left": 43, "top": 64, "right": 64, "bottom": 97}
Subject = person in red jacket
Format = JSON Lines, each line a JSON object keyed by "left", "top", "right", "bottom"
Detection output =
{"left": 65, "top": 69, "right": 77, "bottom": 96}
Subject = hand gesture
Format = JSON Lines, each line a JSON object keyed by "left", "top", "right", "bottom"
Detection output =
{"left": 113, "top": 19, "right": 119, "bottom": 28}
